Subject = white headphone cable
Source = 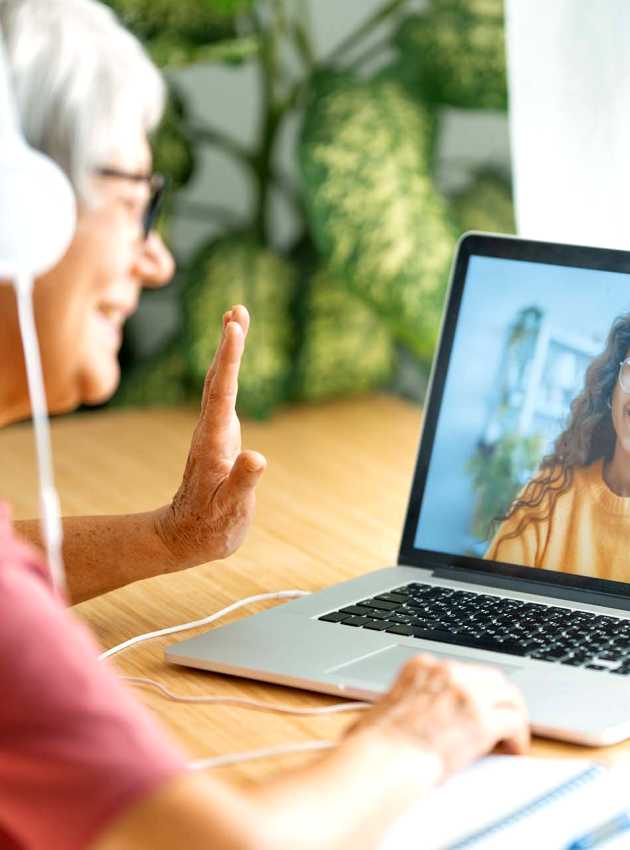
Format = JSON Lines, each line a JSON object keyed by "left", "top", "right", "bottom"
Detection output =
{"left": 99, "top": 590, "right": 311, "bottom": 660}
{"left": 189, "top": 740, "right": 337, "bottom": 771}
{"left": 99, "top": 590, "right": 369, "bottom": 732}
{"left": 15, "top": 271, "right": 66, "bottom": 595}
{"left": 121, "top": 675, "right": 369, "bottom": 717}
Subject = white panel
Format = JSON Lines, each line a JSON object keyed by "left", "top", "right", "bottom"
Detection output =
{"left": 506, "top": 0, "right": 630, "bottom": 249}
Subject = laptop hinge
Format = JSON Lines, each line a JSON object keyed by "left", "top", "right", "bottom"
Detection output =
{"left": 432, "top": 565, "right": 630, "bottom": 613}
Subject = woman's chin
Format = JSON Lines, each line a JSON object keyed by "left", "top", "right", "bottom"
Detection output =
{"left": 78, "top": 362, "right": 121, "bottom": 407}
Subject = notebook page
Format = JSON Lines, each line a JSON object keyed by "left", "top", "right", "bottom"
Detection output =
{"left": 479, "top": 764, "right": 630, "bottom": 850}
{"left": 380, "top": 756, "right": 594, "bottom": 850}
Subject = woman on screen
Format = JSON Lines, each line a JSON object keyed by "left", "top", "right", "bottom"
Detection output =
{"left": 485, "top": 312, "right": 630, "bottom": 582}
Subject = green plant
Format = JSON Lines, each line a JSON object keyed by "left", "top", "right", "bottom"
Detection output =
{"left": 450, "top": 169, "right": 515, "bottom": 235}
{"left": 466, "top": 433, "right": 544, "bottom": 543}
{"left": 394, "top": 0, "right": 507, "bottom": 109}
{"left": 108, "top": 0, "right": 514, "bottom": 417}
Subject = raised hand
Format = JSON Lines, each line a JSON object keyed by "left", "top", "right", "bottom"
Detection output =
{"left": 155, "top": 305, "right": 267, "bottom": 568}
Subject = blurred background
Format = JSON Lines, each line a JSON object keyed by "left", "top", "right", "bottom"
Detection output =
{"left": 414, "top": 257, "right": 630, "bottom": 557}
{"left": 103, "top": 0, "right": 515, "bottom": 418}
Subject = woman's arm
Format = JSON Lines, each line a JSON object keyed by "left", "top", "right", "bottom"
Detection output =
{"left": 90, "top": 657, "right": 529, "bottom": 850}
{"left": 15, "top": 307, "right": 266, "bottom": 604}
{"left": 14, "top": 509, "right": 197, "bottom": 603}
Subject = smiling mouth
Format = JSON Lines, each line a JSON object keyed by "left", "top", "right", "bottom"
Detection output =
{"left": 97, "top": 305, "right": 122, "bottom": 323}
{"left": 96, "top": 302, "right": 136, "bottom": 325}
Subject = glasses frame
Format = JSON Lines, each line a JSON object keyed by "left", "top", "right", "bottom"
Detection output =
{"left": 96, "top": 167, "right": 168, "bottom": 240}
{"left": 618, "top": 358, "right": 630, "bottom": 394}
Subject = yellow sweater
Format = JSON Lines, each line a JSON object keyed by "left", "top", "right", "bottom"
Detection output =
{"left": 484, "top": 459, "right": 630, "bottom": 582}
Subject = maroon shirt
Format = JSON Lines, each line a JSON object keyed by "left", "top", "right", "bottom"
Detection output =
{"left": 0, "top": 503, "right": 187, "bottom": 850}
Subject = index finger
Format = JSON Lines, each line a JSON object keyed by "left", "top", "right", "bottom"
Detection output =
{"left": 228, "top": 304, "right": 250, "bottom": 337}
{"left": 200, "top": 321, "right": 244, "bottom": 431}
{"left": 204, "top": 304, "right": 250, "bottom": 390}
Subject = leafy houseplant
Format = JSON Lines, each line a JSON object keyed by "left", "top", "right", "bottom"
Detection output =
{"left": 107, "top": 0, "right": 516, "bottom": 418}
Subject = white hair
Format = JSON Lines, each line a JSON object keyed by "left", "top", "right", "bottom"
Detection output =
{"left": 0, "top": 0, "right": 165, "bottom": 202}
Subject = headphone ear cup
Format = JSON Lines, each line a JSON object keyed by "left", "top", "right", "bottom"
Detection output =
{"left": 0, "top": 137, "right": 76, "bottom": 279}
{"left": 0, "top": 23, "right": 76, "bottom": 281}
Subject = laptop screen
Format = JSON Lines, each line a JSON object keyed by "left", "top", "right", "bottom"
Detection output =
{"left": 404, "top": 235, "right": 630, "bottom": 596}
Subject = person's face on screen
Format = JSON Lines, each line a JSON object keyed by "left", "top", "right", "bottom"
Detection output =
{"left": 610, "top": 348, "right": 630, "bottom": 456}
{"left": 0, "top": 131, "right": 175, "bottom": 424}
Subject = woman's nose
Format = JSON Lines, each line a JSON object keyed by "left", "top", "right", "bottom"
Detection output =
{"left": 132, "top": 232, "right": 175, "bottom": 288}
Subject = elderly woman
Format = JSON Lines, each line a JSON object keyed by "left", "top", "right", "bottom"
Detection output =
{"left": 0, "top": 2, "right": 529, "bottom": 849}
{"left": 0, "top": 2, "right": 265, "bottom": 605}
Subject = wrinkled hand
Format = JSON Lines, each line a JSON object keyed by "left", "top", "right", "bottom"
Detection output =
{"left": 156, "top": 305, "right": 266, "bottom": 568}
{"left": 347, "top": 655, "right": 529, "bottom": 782}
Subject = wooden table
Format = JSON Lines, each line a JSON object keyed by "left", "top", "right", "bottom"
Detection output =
{"left": 3, "top": 394, "right": 629, "bottom": 786}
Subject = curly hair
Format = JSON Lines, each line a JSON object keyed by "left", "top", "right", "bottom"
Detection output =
{"left": 493, "top": 312, "right": 630, "bottom": 547}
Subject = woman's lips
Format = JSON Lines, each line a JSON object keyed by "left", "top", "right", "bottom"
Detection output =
{"left": 97, "top": 300, "right": 136, "bottom": 323}
{"left": 94, "top": 305, "right": 127, "bottom": 347}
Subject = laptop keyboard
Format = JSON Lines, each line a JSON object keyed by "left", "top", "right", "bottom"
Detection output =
{"left": 318, "top": 582, "right": 630, "bottom": 674}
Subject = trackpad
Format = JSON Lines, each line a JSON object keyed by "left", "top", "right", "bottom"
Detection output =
{"left": 327, "top": 645, "right": 520, "bottom": 692}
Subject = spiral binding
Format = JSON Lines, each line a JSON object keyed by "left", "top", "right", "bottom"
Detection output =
{"left": 444, "top": 764, "right": 604, "bottom": 850}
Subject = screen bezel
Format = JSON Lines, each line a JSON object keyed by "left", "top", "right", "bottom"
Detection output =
{"left": 398, "top": 232, "right": 630, "bottom": 600}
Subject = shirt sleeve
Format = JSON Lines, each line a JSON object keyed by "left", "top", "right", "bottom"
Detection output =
{"left": 0, "top": 516, "right": 187, "bottom": 850}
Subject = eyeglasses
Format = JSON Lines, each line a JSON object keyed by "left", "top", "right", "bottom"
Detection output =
{"left": 96, "top": 167, "right": 168, "bottom": 240}
{"left": 618, "top": 358, "right": 630, "bottom": 393}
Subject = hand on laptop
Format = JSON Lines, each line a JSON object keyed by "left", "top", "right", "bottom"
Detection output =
{"left": 155, "top": 305, "right": 267, "bottom": 569}
{"left": 346, "top": 654, "right": 530, "bottom": 781}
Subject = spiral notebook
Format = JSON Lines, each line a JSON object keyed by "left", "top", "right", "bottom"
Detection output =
{"left": 380, "top": 756, "right": 630, "bottom": 850}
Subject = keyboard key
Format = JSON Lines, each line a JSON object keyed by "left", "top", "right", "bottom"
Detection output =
{"left": 408, "top": 600, "right": 435, "bottom": 609}
{"left": 342, "top": 616, "right": 372, "bottom": 627}
{"left": 375, "top": 593, "right": 410, "bottom": 604}
{"left": 363, "top": 621, "right": 390, "bottom": 631}
{"left": 359, "top": 599, "right": 399, "bottom": 612}
{"left": 339, "top": 605, "right": 374, "bottom": 617}
{"left": 594, "top": 615, "right": 620, "bottom": 627}
{"left": 385, "top": 626, "right": 527, "bottom": 656}
{"left": 594, "top": 650, "right": 623, "bottom": 662}
{"left": 362, "top": 609, "right": 390, "bottom": 620}
{"left": 385, "top": 625, "right": 415, "bottom": 637}
{"left": 548, "top": 607, "right": 571, "bottom": 617}
{"left": 319, "top": 613, "right": 349, "bottom": 623}
{"left": 451, "top": 591, "right": 477, "bottom": 602}
{"left": 527, "top": 647, "right": 570, "bottom": 661}
{"left": 388, "top": 613, "right": 415, "bottom": 624}
{"left": 407, "top": 618, "right": 440, "bottom": 630}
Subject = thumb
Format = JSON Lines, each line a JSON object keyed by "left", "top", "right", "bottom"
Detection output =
{"left": 225, "top": 450, "right": 267, "bottom": 498}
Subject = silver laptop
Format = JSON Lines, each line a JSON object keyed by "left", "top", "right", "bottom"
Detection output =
{"left": 168, "top": 233, "right": 630, "bottom": 746}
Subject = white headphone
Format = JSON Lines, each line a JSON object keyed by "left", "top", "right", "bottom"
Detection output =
{"left": 0, "top": 23, "right": 76, "bottom": 594}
